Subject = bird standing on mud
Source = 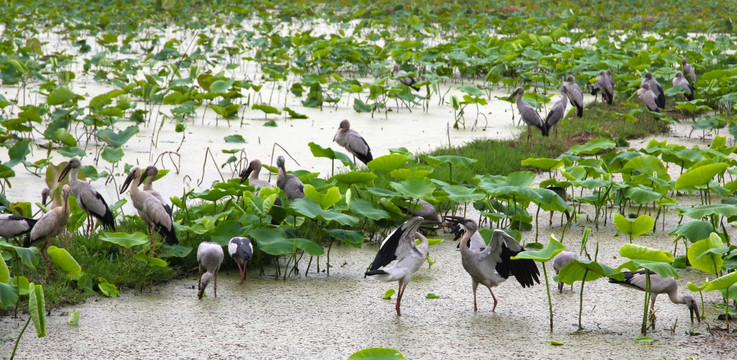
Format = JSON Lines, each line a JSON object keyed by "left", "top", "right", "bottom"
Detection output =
{"left": 228, "top": 237, "right": 253, "bottom": 285}
{"left": 58, "top": 158, "right": 115, "bottom": 233}
{"left": 609, "top": 269, "right": 700, "bottom": 326}
{"left": 333, "top": 119, "right": 373, "bottom": 165}
{"left": 445, "top": 216, "right": 540, "bottom": 312}
{"left": 508, "top": 87, "right": 548, "bottom": 144}
{"left": 544, "top": 86, "right": 568, "bottom": 138}
{"left": 197, "top": 241, "right": 224, "bottom": 299}
{"left": 641, "top": 72, "right": 666, "bottom": 110}
{"left": 365, "top": 216, "right": 430, "bottom": 316}
{"left": 392, "top": 64, "right": 420, "bottom": 92}
{"left": 553, "top": 251, "right": 577, "bottom": 293}
{"left": 591, "top": 70, "right": 614, "bottom": 105}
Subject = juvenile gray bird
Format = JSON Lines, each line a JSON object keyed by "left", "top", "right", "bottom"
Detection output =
{"left": 591, "top": 70, "right": 614, "bottom": 105}
{"left": 25, "top": 185, "right": 71, "bottom": 276}
{"left": 563, "top": 75, "right": 584, "bottom": 117}
{"left": 197, "top": 241, "right": 224, "bottom": 299}
{"left": 553, "top": 251, "right": 578, "bottom": 293}
{"left": 637, "top": 83, "right": 660, "bottom": 112}
{"left": 276, "top": 156, "right": 305, "bottom": 201}
{"left": 58, "top": 158, "right": 115, "bottom": 233}
{"left": 672, "top": 71, "right": 694, "bottom": 101}
{"left": 392, "top": 64, "right": 420, "bottom": 92}
{"left": 508, "top": 87, "right": 548, "bottom": 143}
{"left": 333, "top": 119, "right": 373, "bottom": 165}
{"left": 681, "top": 58, "right": 696, "bottom": 84}
{"left": 239, "top": 159, "right": 273, "bottom": 190}
{"left": 544, "top": 86, "right": 568, "bottom": 138}
{"left": 641, "top": 72, "right": 665, "bottom": 109}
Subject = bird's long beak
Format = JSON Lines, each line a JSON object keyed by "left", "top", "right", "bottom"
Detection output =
{"left": 120, "top": 172, "right": 135, "bottom": 194}
{"left": 442, "top": 215, "right": 465, "bottom": 226}
{"left": 420, "top": 220, "right": 444, "bottom": 231}
{"left": 240, "top": 167, "right": 253, "bottom": 184}
{"left": 58, "top": 163, "right": 72, "bottom": 182}
{"left": 690, "top": 304, "right": 700, "bottom": 323}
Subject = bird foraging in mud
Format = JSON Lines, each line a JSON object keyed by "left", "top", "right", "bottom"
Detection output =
{"left": 365, "top": 216, "right": 430, "bottom": 316}
{"left": 197, "top": 241, "right": 224, "bottom": 299}
{"left": 508, "top": 87, "right": 548, "bottom": 144}
{"left": 58, "top": 158, "right": 115, "bottom": 233}
{"left": 333, "top": 119, "right": 373, "bottom": 165}
{"left": 228, "top": 237, "right": 253, "bottom": 285}
{"left": 445, "top": 216, "right": 540, "bottom": 312}
{"left": 609, "top": 269, "right": 700, "bottom": 326}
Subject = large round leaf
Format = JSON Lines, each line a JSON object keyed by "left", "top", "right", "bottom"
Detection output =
{"left": 613, "top": 213, "right": 654, "bottom": 239}
{"left": 367, "top": 154, "right": 407, "bottom": 172}
{"left": 511, "top": 235, "right": 564, "bottom": 262}
{"left": 390, "top": 177, "right": 436, "bottom": 200}
{"left": 675, "top": 163, "right": 729, "bottom": 190}
{"left": 669, "top": 220, "right": 714, "bottom": 243}
{"left": 100, "top": 232, "right": 149, "bottom": 249}
{"left": 687, "top": 233, "right": 725, "bottom": 275}
{"left": 558, "top": 259, "right": 624, "bottom": 284}
{"left": 619, "top": 243, "right": 673, "bottom": 263}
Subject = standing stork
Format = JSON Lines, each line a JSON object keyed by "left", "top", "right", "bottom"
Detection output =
{"left": 544, "top": 86, "right": 568, "bottom": 138}
{"left": 141, "top": 166, "right": 171, "bottom": 214}
{"left": 681, "top": 58, "right": 696, "bottom": 84}
{"left": 333, "top": 119, "right": 373, "bottom": 165}
{"left": 609, "top": 269, "right": 700, "bottom": 325}
{"left": 638, "top": 83, "right": 660, "bottom": 112}
{"left": 239, "top": 159, "right": 273, "bottom": 190}
{"left": 445, "top": 216, "right": 540, "bottom": 312}
{"left": 553, "top": 251, "right": 577, "bottom": 293}
{"left": 0, "top": 214, "right": 37, "bottom": 245}
{"left": 508, "top": 87, "right": 548, "bottom": 144}
{"left": 120, "top": 167, "right": 178, "bottom": 246}
{"left": 672, "top": 71, "right": 694, "bottom": 101}
{"left": 563, "top": 75, "right": 584, "bottom": 117}
{"left": 25, "top": 185, "right": 71, "bottom": 276}
{"left": 197, "top": 241, "right": 224, "bottom": 299}
{"left": 365, "top": 216, "right": 429, "bottom": 316}
{"left": 228, "top": 237, "right": 253, "bottom": 285}
{"left": 276, "top": 156, "right": 305, "bottom": 201}
{"left": 392, "top": 64, "right": 420, "bottom": 92}
{"left": 642, "top": 72, "right": 666, "bottom": 110}
{"left": 591, "top": 70, "right": 614, "bottom": 105}
{"left": 58, "top": 158, "right": 115, "bottom": 233}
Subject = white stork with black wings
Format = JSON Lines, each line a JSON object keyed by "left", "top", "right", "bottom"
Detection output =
{"left": 446, "top": 216, "right": 540, "bottom": 312}
{"left": 365, "top": 216, "right": 429, "bottom": 316}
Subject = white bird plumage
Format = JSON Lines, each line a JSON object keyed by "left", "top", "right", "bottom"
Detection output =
{"left": 197, "top": 241, "right": 224, "bottom": 299}
{"left": 365, "top": 216, "right": 429, "bottom": 316}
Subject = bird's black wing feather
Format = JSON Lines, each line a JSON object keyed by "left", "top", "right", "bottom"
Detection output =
{"left": 366, "top": 227, "right": 403, "bottom": 272}
{"left": 235, "top": 240, "right": 253, "bottom": 260}
{"left": 355, "top": 137, "right": 373, "bottom": 165}
{"left": 93, "top": 192, "right": 116, "bottom": 231}
{"left": 496, "top": 244, "right": 540, "bottom": 288}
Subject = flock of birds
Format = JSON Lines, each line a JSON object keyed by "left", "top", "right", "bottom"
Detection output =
{"left": 509, "top": 59, "right": 697, "bottom": 144}
{"left": 1, "top": 63, "right": 701, "bottom": 322}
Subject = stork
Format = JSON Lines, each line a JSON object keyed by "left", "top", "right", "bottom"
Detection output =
{"left": 25, "top": 185, "right": 71, "bottom": 276}
{"left": 239, "top": 159, "right": 273, "bottom": 190}
{"left": 672, "top": 71, "right": 694, "bottom": 101}
{"left": 507, "top": 87, "right": 548, "bottom": 144}
{"left": 197, "top": 241, "right": 224, "bottom": 299}
{"left": 57, "top": 158, "right": 115, "bottom": 233}
{"left": 0, "top": 214, "right": 37, "bottom": 245}
{"left": 609, "top": 269, "right": 700, "bottom": 325}
{"left": 120, "top": 167, "right": 178, "bottom": 246}
{"left": 591, "top": 70, "right": 614, "bottom": 105}
{"left": 637, "top": 83, "right": 660, "bottom": 112}
{"left": 141, "top": 166, "right": 171, "bottom": 214}
{"left": 392, "top": 64, "right": 420, "bottom": 92}
{"left": 276, "top": 156, "right": 305, "bottom": 201}
{"left": 681, "top": 58, "right": 696, "bottom": 84}
{"left": 544, "top": 86, "right": 568, "bottom": 138}
{"left": 333, "top": 119, "right": 373, "bottom": 165}
{"left": 365, "top": 216, "right": 429, "bottom": 316}
{"left": 445, "top": 216, "right": 540, "bottom": 312}
{"left": 553, "top": 251, "right": 577, "bottom": 293}
{"left": 563, "top": 75, "right": 584, "bottom": 117}
{"left": 642, "top": 72, "right": 666, "bottom": 109}
{"left": 228, "top": 237, "right": 253, "bottom": 285}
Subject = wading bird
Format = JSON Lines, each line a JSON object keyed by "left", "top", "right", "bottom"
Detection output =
{"left": 553, "top": 251, "right": 577, "bottom": 293}
{"left": 58, "top": 158, "right": 115, "bottom": 233}
{"left": 445, "top": 216, "right": 540, "bottom": 312}
{"left": 544, "top": 86, "right": 568, "bottom": 138}
{"left": 25, "top": 185, "right": 71, "bottom": 276}
{"left": 672, "top": 71, "right": 694, "bottom": 101}
{"left": 197, "top": 241, "right": 224, "bottom": 299}
{"left": 591, "top": 70, "right": 614, "bottom": 105}
{"left": 141, "top": 166, "right": 171, "bottom": 214}
{"left": 120, "top": 167, "right": 177, "bottom": 246}
{"left": 682, "top": 58, "right": 696, "bottom": 84}
{"left": 239, "top": 159, "right": 273, "bottom": 190}
{"left": 563, "top": 75, "right": 584, "bottom": 117}
{"left": 276, "top": 156, "right": 305, "bottom": 201}
{"left": 609, "top": 269, "right": 700, "bottom": 325}
{"left": 333, "top": 119, "right": 373, "bottom": 165}
{"left": 0, "top": 214, "right": 37, "bottom": 245}
{"left": 637, "top": 83, "right": 660, "bottom": 112}
{"left": 228, "top": 237, "right": 253, "bottom": 285}
{"left": 508, "top": 87, "right": 548, "bottom": 143}
{"left": 392, "top": 64, "right": 420, "bottom": 92}
{"left": 365, "top": 216, "right": 429, "bottom": 316}
{"left": 642, "top": 72, "right": 665, "bottom": 109}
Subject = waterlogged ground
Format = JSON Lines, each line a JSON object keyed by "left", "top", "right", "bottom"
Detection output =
{"left": 1, "top": 221, "right": 734, "bottom": 359}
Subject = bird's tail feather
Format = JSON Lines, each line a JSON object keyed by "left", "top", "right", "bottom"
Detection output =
{"left": 576, "top": 105, "right": 583, "bottom": 117}
{"left": 365, "top": 269, "right": 388, "bottom": 276}
{"left": 356, "top": 151, "right": 373, "bottom": 165}
{"left": 410, "top": 85, "right": 420, "bottom": 92}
